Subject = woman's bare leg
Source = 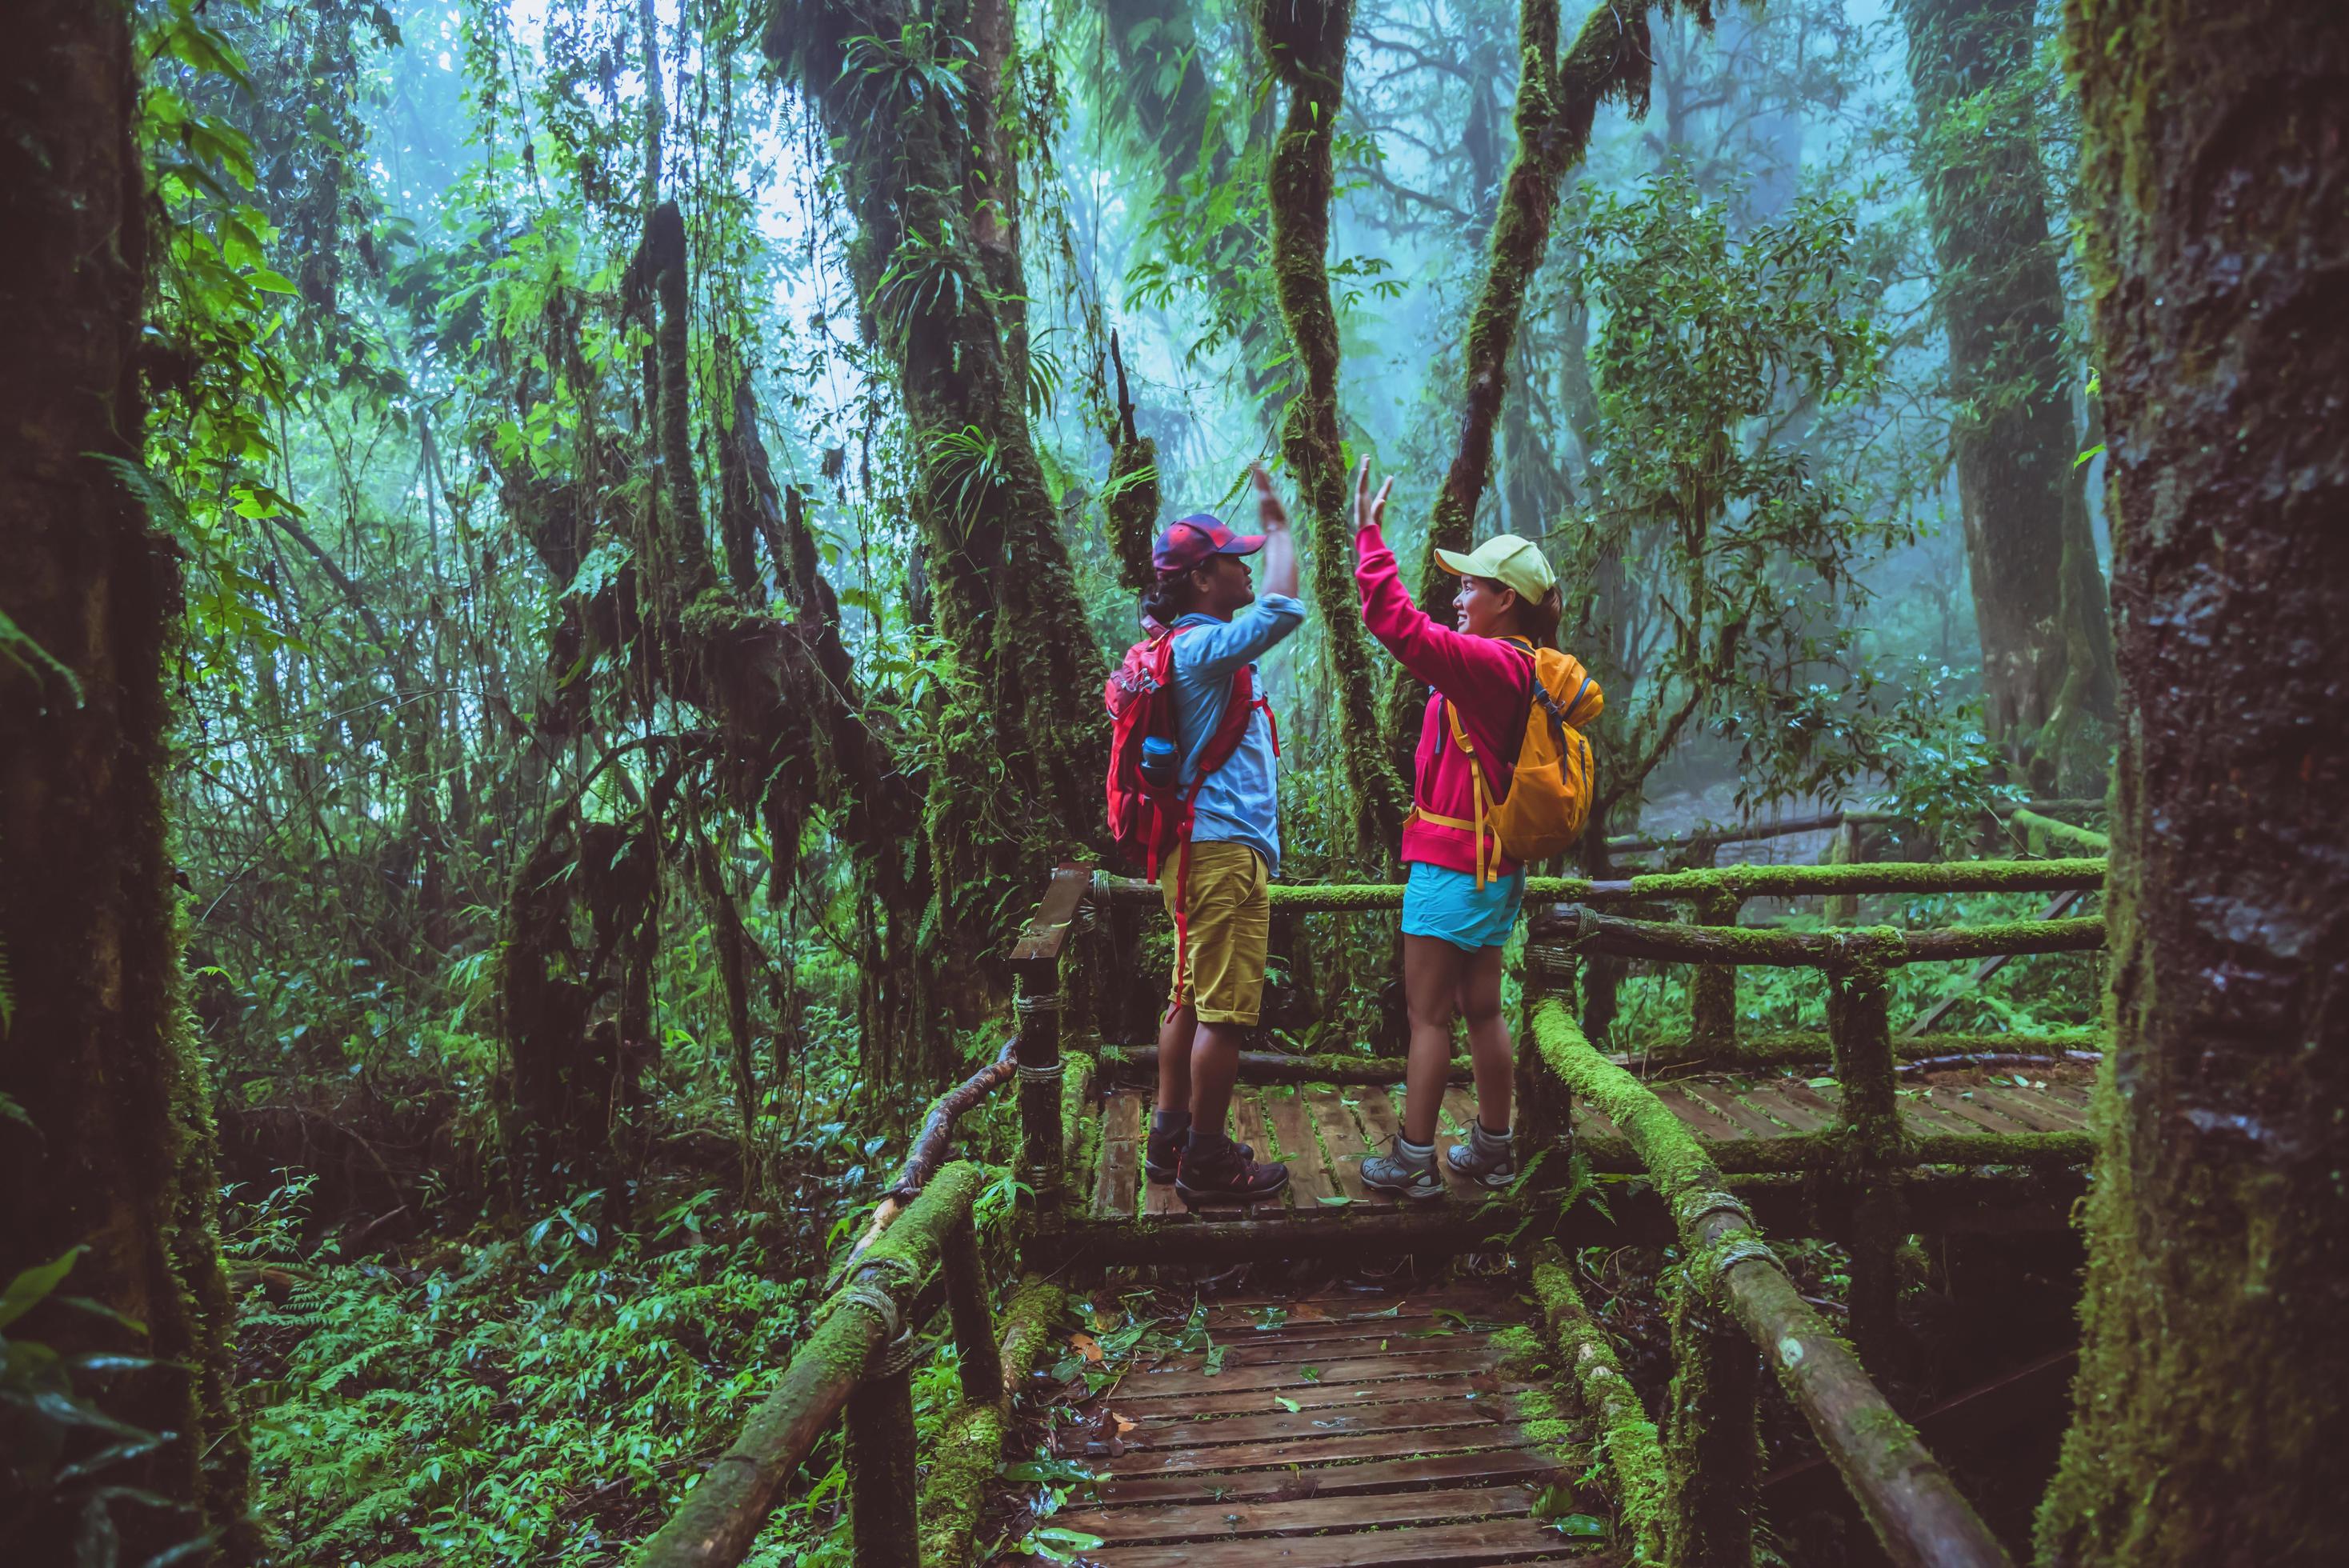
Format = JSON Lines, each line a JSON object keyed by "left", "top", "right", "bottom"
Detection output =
{"left": 1456, "top": 946, "right": 1512, "bottom": 1133}
{"left": 1402, "top": 934, "right": 1467, "bottom": 1144}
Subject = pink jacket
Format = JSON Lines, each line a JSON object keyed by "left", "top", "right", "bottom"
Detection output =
{"left": 1355, "top": 522, "right": 1534, "bottom": 878}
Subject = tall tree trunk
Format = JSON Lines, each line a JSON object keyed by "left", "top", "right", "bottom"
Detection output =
{"left": 2037, "top": 3, "right": 2349, "bottom": 1562}
{"left": 1255, "top": 0, "right": 1410, "bottom": 862}
{"left": 1384, "top": 0, "right": 1704, "bottom": 773}
{"left": 767, "top": 0, "right": 1106, "bottom": 1030}
{"left": 0, "top": 2, "right": 253, "bottom": 1558}
{"left": 1899, "top": 0, "right": 2117, "bottom": 791}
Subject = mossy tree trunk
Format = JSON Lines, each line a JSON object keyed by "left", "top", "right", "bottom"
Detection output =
{"left": 1899, "top": 0, "right": 2117, "bottom": 794}
{"left": 767, "top": 0, "right": 1107, "bottom": 1020}
{"left": 1254, "top": 0, "right": 1410, "bottom": 863}
{"left": 1385, "top": 0, "right": 1715, "bottom": 770}
{"left": 0, "top": 2, "right": 254, "bottom": 1557}
{"left": 2036, "top": 3, "right": 2349, "bottom": 1562}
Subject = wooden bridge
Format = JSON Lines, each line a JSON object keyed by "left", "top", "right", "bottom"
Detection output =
{"left": 642, "top": 828, "right": 2110, "bottom": 1568}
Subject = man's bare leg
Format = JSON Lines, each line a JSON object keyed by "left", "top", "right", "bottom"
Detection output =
{"left": 1187, "top": 1019, "right": 1247, "bottom": 1138}
{"left": 1155, "top": 1002, "right": 1195, "bottom": 1120}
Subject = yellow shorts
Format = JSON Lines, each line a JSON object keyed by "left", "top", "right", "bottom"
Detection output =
{"left": 1161, "top": 841, "right": 1270, "bottom": 1026}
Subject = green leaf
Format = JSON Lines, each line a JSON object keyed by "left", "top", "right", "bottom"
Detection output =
{"left": 0, "top": 1247, "right": 82, "bottom": 1331}
{"left": 1273, "top": 1395, "right": 1300, "bottom": 1412}
{"left": 248, "top": 268, "right": 300, "bottom": 294}
{"left": 1315, "top": 1194, "right": 1353, "bottom": 1207}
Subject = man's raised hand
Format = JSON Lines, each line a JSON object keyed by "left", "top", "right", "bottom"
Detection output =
{"left": 1249, "top": 462, "right": 1291, "bottom": 534}
{"left": 1352, "top": 455, "right": 1395, "bottom": 534}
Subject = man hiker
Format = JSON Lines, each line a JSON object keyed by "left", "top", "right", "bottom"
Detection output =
{"left": 1139, "top": 466, "right": 1300, "bottom": 1204}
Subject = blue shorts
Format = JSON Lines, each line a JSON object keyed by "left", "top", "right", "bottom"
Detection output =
{"left": 1400, "top": 862, "right": 1527, "bottom": 953}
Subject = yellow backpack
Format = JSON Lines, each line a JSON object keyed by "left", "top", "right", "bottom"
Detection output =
{"left": 1438, "top": 644, "right": 1604, "bottom": 884}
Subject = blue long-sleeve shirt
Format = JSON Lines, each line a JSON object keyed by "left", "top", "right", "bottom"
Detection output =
{"left": 1169, "top": 594, "right": 1306, "bottom": 874}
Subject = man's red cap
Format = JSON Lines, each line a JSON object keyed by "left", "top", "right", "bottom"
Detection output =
{"left": 1151, "top": 514, "right": 1265, "bottom": 575}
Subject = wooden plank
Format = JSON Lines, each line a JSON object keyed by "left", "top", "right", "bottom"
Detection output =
{"left": 1008, "top": 862, "right": 1090, "bottom": 968}
{"left": 1095, "top": 1421, "right": 1541, "bottom": 1477}
{"left": 1110, "top": 1370, "right": 1519, "bottom": 1418}
{"left": 1677, "top": 1081, "right": 1793, "bottom": 1139}
{"left": 1226, "top": 1094, "right": 1283, "bottom": 1214}
{"left": 1196, "top": 1288, "right": 1509, "bottom": 1329}
{"left": 1973, "top": 1085, "right": 2079, "bottom": 1133}
{"left": 1061, "top": 1482, "right": 1538, "bottom": 1546}
{"left": 1115, "top": 1346, "right": 1503, "bottom": 1398}
{"left": 1569, "top": 1101, "right": 1625, "bottom": 1141}
{"left": 1086, "top": 1444, "right": 1559, "bottom": 1508}
{"left": 1651, "top": 1082, "right": 1753, "bottom": 1142}
{"left": 1085, "top": 1513, "right": 1611, "bottom": 1567}
{"left": 1097, "top": 1092, "right": 1142, "bottom": 1220}
{"left": 1146, "top": 1328, "right": 1495, "bottom": 1372}
{"left": 1263, "top": 1089, "right": 1340, "bottom": 1206}
{"left": 1738, "top": 1082, "right": 1832, "bottom": 1134}
{"left": 1923, "top": 1089, "right": 2044, "bottom": 1136}
{"left": 1306, "top": 1088, "right": 1378, "bottom": 1203}
{"left": 1106, "top": 1391, "right": 1521, "bottom": 1450}
{"left": 1896, "top": 1092, "right": 1986, "bottom": 1137}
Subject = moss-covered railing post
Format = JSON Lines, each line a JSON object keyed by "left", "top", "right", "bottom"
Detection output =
{"left": 1829, "top": 931, "right": 1907, "bottom": 1373}
{"left": 843, "top": 1331, "right": 920, "bottom": 1568}
{"left": 1009, "top": 866, "right": 1086, "bottom": 1222}
{"left": 1689, "top": 888, "right": 1739, "bottom": 1058}
{"left": 1663, "top": 1259, "right": 1760, "bottom": 1568}
{"left": 1531, "top": 1000, "right": 2015, "bottom": 1568}
{"left": 1516, "top": 936, "right": 1579, "bottom": 1189}
{"left": 939, "top": 1213, "right": 1001, "bottom": 1403}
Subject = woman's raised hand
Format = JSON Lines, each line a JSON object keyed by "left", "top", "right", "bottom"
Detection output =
{"left": 1352, "top": 454, "right": 1395, "bottom": 534}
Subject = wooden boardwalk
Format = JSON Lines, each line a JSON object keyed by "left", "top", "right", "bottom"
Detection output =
{"left": 1086, "top": 1067, "right": 2095, "bottom": 1222}
{"left": 1042, "top": 1282, "right": 1611, "bottom": 1566}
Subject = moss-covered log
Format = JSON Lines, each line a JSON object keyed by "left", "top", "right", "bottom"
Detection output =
{"left": 1574, "top": 1128, "right": 2091, "bottom": 1176}
{"left": 1627, "top": 1028, "right": 2107, "bottom": 1069}
{"left": 1092, "top": 857, "right": 2101, "bottom": 914}
{"left": 0, "top": 6, "right": 254, "bottom": 1555}
{"left": 1899, "top": 0, "right": 2116, "bottom": 792}
{"left": 1252, "top": 0, "right": 1408, "bottom": 861}
{"left": 1535, "top": 1002, "right": 2013, "bottom": 1566}
{"left": 1387, "top": 0, "right": 1718, "bottom": 762}
{"left": 916, "top": 1274, "right": 1065, "bottom": 1568}
{"left": 1530, "top": 1253, "right": 1668, "bottom": 1563}
{"left": 1999, "top": 805, "right": 2109, "bottom": 856}
{"left": 2036, "top": 4, "right": 2349, "bottom": 1562}
{"left": 641, "top": 1163, "right": 984, "bottom": 1567}
{"left": 1551, "top": 910, "right": 2105, "bottom": 968}
{"left": 1041, "top": 1203, "right": 1518, "bottom": 1268}
{"left": 1093, "top": 1045, "right": 1472, "bottom": 1086}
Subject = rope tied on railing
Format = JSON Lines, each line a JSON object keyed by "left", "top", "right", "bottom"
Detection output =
{"left": 865, "top": 1324, "right": 920, "bottom": 1379}
{"left": 833, "top": 1251, "right": 925, "bottom": 1342}
{"left": 1013, "top": 990, "right": 1063, "bottom": 1018}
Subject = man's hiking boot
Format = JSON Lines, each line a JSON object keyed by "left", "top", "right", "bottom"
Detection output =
{"left": 1446, "top": 1120, "right": 1516, "bottom": 1190}
{"left": 1361, "top": 1135, "right": 1446, "bottom": 1201}
{"left": 1143, "top": 1111, "right": 1251, "bottom": 1184}
{"left": 1174, "top": 1131, "right": 1288, "bottom": 1206}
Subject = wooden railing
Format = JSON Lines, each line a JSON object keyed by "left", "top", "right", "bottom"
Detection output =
{"left": 643, "top": 852, "right": 2099, "bottom": 1566}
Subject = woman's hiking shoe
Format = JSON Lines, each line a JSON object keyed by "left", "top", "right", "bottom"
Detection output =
{"left": 1174, "top": 1132, "right": 1288, "bottom": 1205}
{"left": 1143, "top": 1111, "right": 1251, "bottom": 1184}
{"left": 1361, "top": 1136, "right": 1446, "bottom": 1201}
{"left": 1446, "top": 1120, "right": 1516, "bottom": 1190}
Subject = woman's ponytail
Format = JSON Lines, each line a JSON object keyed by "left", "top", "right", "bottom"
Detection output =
{"left": 1482, "top": 577, "right": 1561, "bottom": 650}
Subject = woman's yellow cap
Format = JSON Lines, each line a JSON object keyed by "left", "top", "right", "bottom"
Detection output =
{"left": 1433, "top": 534, "right": 1556, "bottom": 602}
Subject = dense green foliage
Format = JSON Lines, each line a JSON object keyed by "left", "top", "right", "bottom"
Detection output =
{"left": 0, "top": 0, "right": 2127, "bottom": 1561}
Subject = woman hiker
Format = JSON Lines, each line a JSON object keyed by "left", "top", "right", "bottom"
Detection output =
{"left": 1350, "top": 457, "right": 1579, "bottom": 1198}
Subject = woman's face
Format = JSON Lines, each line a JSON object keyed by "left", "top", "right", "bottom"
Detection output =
{"left": 1454, "top": 574, "right": 1519, "bottom": 637}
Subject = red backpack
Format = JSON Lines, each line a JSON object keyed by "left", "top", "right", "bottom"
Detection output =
{"left": 1103, "top": 626, "right": 1274, "bottom": 1009}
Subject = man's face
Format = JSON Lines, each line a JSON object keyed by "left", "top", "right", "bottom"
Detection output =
{"left": 1196, "top": 552, "right": 1255, "bottom": 617}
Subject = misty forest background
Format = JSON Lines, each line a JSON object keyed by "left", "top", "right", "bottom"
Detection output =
{"left": 7, "top": 0, "right": 2147, "bottom": 1561}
